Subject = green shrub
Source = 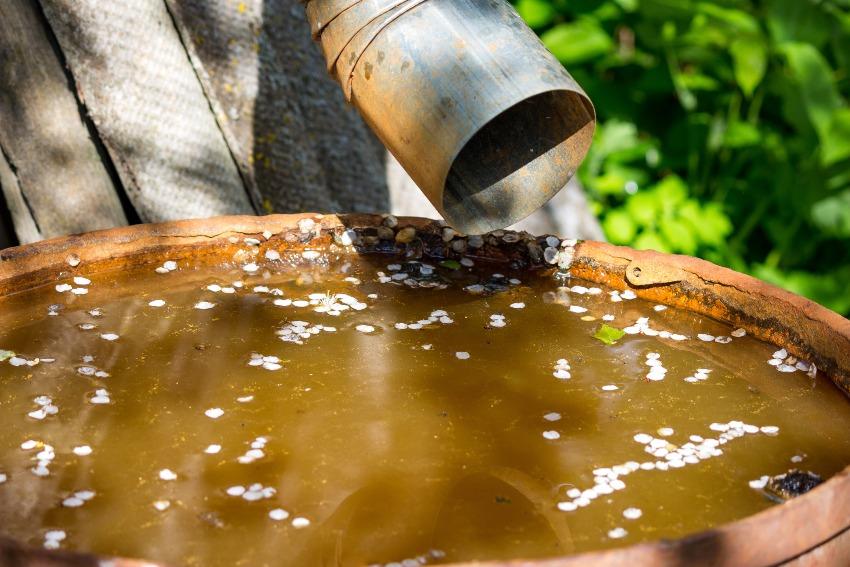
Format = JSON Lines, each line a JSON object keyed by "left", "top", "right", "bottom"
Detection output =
{"left": 513, "top": 0, "right": 850, "bottom": 315}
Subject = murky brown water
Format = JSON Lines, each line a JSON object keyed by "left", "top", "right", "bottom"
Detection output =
{"left": 0, "top": 254, "right": 848, "bottom": 566}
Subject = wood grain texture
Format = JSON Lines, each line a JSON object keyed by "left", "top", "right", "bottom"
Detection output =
{"left": 38, "top": 0, "right": 256, "bottom": 223}
{"left": 0, "top": 145, "right": 41, "bottom": 244}
{"left": 0, "top": 0, "right": 127, "bottom": 241}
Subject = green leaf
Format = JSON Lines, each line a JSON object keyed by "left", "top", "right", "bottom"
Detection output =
{"left": 811, "top": 190, "right": 850, "bottom": 238}
{"left": 0, "top": 350, "right": 14, "bottom": 361}
{"left": 677, "top": 71, "right": 720, "bottom": 91}
{"left": 594, "top": 323, "right": 627, "bottom": 345}
{"left": 766, "top": 0, "right": 832, "bottom": 48}
{"left": 688, "top": 203, "right": 733, "bottom": 248}
{"left": 541, "top": 19, "right": 615, "bottom": 65}
{"left": 821, "top": 108, "right": 850, "bottom": 166}
{"left": 696, "top": 3, "right": 760, "bottom": 34}
{"left": 660, "top": 217, "right": 698, "bottom": 255}
{"left": 730, "top": 36, "right": 767, "bottom": 97}
{"left": 625, "top": 191, "right": 661, "bottom": 227}
{"left": 603, "top": 209, "right": 638, "bottom": 244}
{"left": 780, "top": 43, "right": 843, "bottom": 141}
{"left": 723, "top": 121, "right": 762, "bottom": 148}
{"left": 440, "top": 260, "right": 461, "bottom": 270}
{"left": 633, "top": 230, "right": 671, "bottom": 252}
{"left": 612, "top": 0, "right": 638, "bottom": 12}
{"left": 654, "top": 175, "right": 688, "bottom": 210}
{"left": 515, "top": 0, "right": 556, "bottom": 29}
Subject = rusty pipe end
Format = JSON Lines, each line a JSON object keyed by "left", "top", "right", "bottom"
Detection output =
{"left": 442, "top": 89, "right": 595, "bottom": 234}
{"left": 306, "top": 0, "right": 596, "bottom": 234}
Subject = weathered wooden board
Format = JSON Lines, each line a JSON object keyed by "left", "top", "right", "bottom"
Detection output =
{"left": 165, "top": 0, "right": 388, "bottom": 214}
{"left": 0, "top": 146, "right": 41, "bottom": 245}
{"left": 0, "top": 0, "right": 128, "bottom": 242}
{"left": 38, "top": 0, "right": 256, "bottom": 222}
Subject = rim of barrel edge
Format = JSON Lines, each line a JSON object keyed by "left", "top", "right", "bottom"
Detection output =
{"left": 0, "top": 213, "right": 846, "bottom": 567}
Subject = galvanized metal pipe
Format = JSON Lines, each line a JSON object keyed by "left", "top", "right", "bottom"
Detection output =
{"left": 304, "top": 0, "right": 596, "bottom": 234}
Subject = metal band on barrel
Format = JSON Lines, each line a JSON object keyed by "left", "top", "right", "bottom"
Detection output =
{"left": 306, "top": 0, "right": 428, "bottom": 100}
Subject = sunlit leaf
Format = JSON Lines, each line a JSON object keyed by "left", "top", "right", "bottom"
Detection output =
{"left": 821, "top": 108, "right": 850, "bottom": 166}
{"left": 677, "top": 71, "right": 720, "bottom": 91}
{"left": 730, "top": 35, "right": 767, "bottom": 96}
{"left": 625, "top": 191, "right": 661, "bottom": 227}
{"left": 594, "top": 324, "right": 627, "bottom": 345}
{"left": 766, "top": 0, "right": 831, "bottom": 48}
{"left": 603, "top": 209, "right": 637, "bottom": 244}
{"left": 633, "top": 230, "right": 671, "bottom": 253}
{"left": 723, "top": 121, "right": 762, "bottom": 148}
{"left": 541, "top": 19, "right": 614, "bottom": 65}
{"left": 696, "top": 3, "right": 760, "bottom": 34}
{"left": 660, "top": 217, "right": 698, "bottom": 255}
{"left": 811, "top": 190, "right": 850, "bottom": 238}
{"left": 779, "top": 43, "right": 843, "bottom": 141}
{"left": 515, "top": 0, "right": 556, "bottom": 29}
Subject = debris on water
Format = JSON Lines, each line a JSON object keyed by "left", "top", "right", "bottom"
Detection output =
{"left": 291, "top": 517, "right": 310, "bottom": 529}
{"left": 89, "top": 389, "right": 111, "bottom": 404}
{"left": 768, "top": 349, "right": 817, "bottom": 378}
{"left": 227, "top": 483, "right": 275, "bottom": 501}
{"left": 156, "top": 261, "right": 178, "bottom": 274}
{"left": 684, "top": 368, "right": 712, "bottom": 383}
{"left": 644, "top": 352, "right": 667, "bottom": 382}
{"left": 552, "top": 359, "right": 571, "bottom": 380}
{"left": 43, "top": 529, "right": 66, "bottom": 549}
{"left": 62, "top": 490, "right": 95, "bottom": 508}
{"left": 159, "top": 469, "right": 178, "bottom": 481}
{"left": 0, "top": 235, "right": 847, "bottom": 565}
{"left": 205, "top": 408, "right": 224, "bottom": 419}
{"left": 607, "top": 527, "right": 628, "bottom": 539}
{"left": 73, "top": 446, "right": 92, "bottom": 456}
{"left": 593, "top": 324, "right": 626, "bottom": 345}
{"left": 463, "top": 273, "right": 514, "bottom": 295}
{"left": 763, "top": 470, "right": 823, "bottom": 501}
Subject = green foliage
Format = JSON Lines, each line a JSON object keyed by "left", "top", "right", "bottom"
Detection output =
{"left": 594, "top": 323, "right": 627, "bottom": 345}
{"left": 512, "top": 0, "right": 850, "bottom": 316}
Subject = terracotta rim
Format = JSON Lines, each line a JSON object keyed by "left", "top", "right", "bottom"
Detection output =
{"left": 0, "top": 213, "right": 847, "bottom": 567}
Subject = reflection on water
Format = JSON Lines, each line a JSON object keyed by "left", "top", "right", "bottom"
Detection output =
{"left": 0, "top": 256, "right": 848, "bottom": 566}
